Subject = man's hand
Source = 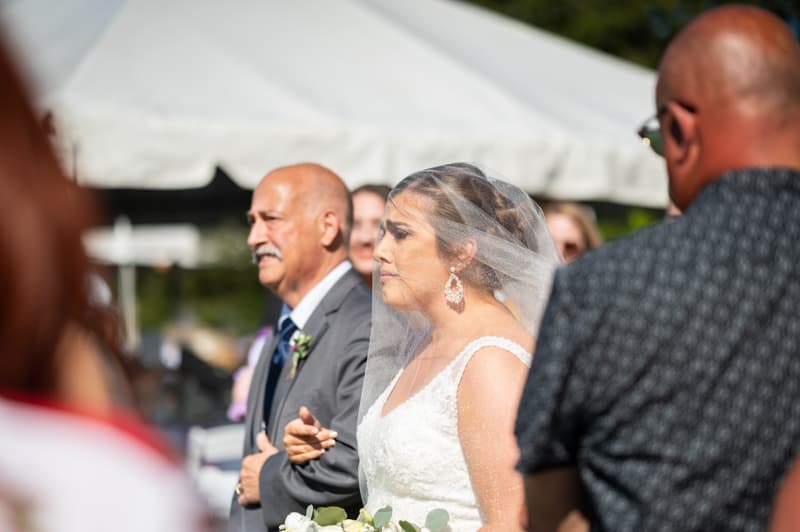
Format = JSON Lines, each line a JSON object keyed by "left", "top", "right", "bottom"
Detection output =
{"left": 283, "top": 406, "right": 338, "bottom": 464}
{"left": 237, "top": 431, "right": 279, "bottom": 506}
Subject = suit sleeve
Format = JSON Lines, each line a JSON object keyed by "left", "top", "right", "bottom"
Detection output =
{"left": 257, "top": 316, "right": 370, "bottom": 527}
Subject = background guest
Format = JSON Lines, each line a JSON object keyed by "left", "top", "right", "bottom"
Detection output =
{"left": 349, "top": 184, "right": 391, "bottom": 286}
{"left": 665, "top": 201, "right": 682, "bottom": 218}
{"left": 227, "top": 327, "right": 272, "bottom": 422}
{"left": 543, "top": 202, "right": 602, "bottom": 263}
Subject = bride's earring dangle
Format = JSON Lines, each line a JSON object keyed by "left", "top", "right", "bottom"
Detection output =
{"left": 444, "top": 266, "right": 464, "bottom": 305}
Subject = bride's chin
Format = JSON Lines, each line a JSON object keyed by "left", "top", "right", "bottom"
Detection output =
{"left": 381, "top": 289, "right": 416, "bottom": 312}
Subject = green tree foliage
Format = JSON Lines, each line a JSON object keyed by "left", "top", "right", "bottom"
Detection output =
{"left": 137, "top": 222, "right": 267, "bottom": 336}
{"left": 137, "top": 266, "right": 266, "bottom": 335}
{"left": 595, "top": 205, "right": 665, "bottom": 241}
{"left": 465, "top": 0, "right": 798, "bottom": 68}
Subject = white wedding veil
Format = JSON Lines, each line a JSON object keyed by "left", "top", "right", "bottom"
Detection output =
{"left": 357, "top": 163, "right": 560, "bottom": 502}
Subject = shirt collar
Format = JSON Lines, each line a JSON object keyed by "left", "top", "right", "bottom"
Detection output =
{"left": 278, "top": 260, "right": 353, "bottom": 331}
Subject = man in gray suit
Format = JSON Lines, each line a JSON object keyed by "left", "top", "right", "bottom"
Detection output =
{"left": 230, "top": 163, "right": 371, "bottom": 531}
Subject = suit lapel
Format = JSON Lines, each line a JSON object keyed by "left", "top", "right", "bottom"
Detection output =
{"left": 267, "top": 304, "right": 334, "bottom": 438}
{"left": 267, "top": 269, "right": 363, "bottom": 437}
{"left": 247, "top": 330, "right": 279, "bottom": 444}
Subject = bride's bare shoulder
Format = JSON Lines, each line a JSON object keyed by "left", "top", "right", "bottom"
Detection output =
{"left": 485, "top": 315, "right": 535, "bottom": 355}
{"left": 458, "top": 338, "right": 531, "bottom": 396}
{"left": 456, "top": 336, "right": 530, "bottom": 432}
{"left": 454, "top": 306, "right": 535, "bottom": 393}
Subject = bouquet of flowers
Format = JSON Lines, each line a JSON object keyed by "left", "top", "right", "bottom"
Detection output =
{"left": 280, "top": 505, "right": 449, "bottom": 532}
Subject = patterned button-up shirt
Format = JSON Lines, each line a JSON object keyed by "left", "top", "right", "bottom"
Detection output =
{"left": 516, "top": 168, "right": 800, "bottom": 532}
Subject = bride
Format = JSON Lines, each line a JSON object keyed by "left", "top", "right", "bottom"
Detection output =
{"left": 283, "top": 164, "right": 559, "bottom": 531}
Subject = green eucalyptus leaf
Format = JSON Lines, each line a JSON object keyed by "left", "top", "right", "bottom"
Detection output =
{"left": 313, "top": 506, "right": 347, "bottom": 526}
{"left": 305, "top": 504, "right": 314, "bottom": 519}
{"left": 398, "top": 521, "right": 421, "bottom": 532}
{"left": 373, "top": 506, "right": 393, "bottom": 529}
{"left": 424, "top": 509, "right": 450, "bottom": 531}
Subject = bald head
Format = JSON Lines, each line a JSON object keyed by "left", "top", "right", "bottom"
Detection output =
{"left": 264, "top": 163, "right": 353, "bottom": 242}
{"left": 656, "top": 6, "right": 800, "bottom": 209}
{"left": 659, "top": 5, "right": 800, "bottom": 121}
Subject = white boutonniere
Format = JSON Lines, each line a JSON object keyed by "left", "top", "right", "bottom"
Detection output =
{"left": 288, "top": 330, "right": 313, "bottom": 379}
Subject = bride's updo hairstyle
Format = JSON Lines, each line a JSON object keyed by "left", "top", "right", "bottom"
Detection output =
{"left": 389, "top": 163, "right": 534, "bottom": 293}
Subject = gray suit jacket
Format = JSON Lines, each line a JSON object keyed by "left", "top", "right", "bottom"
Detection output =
{"left": 229, "top": 269, "right": 371, "bottom": 531}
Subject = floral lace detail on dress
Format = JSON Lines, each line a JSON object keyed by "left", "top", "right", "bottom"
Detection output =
{"left": 357, "top": 336, "right": 531, "bottom": 532}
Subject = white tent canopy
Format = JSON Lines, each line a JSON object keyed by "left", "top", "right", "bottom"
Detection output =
{"left": 1, "top": 0, "right": 668, "bottom": 206}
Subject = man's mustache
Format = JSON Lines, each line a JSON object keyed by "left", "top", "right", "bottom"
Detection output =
{"left": 251, "top": 244, "right": 282, "bottom": 264}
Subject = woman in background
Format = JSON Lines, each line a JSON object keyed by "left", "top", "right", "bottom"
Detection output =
{"left": 350, "top": 184, "right": 391, "bottom": 287}
{"left": 543, "top": 201, "right": 602, "bottom": 263}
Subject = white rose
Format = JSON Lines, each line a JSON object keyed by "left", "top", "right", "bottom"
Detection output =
{"left": 281, "top": 512, "right": 319, "bottom": 532}
{"left": 341, "top": 519, "right": 376, "bottom": 532}
{"left": 318, "top": 526, "right": 343, "bottom": 532}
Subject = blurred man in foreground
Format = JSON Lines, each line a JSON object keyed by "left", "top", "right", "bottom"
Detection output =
{"left": 516, "top": 6, "right": 800, "bottom": 531}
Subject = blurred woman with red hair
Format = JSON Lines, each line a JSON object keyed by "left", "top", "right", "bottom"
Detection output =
{"left": 0, "top": 34, "right": 203, "bottom": 532}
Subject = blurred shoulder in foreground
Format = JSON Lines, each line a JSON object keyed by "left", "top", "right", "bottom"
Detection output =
{"left": 0, "top": 31, "right": 206, "bottom": 532}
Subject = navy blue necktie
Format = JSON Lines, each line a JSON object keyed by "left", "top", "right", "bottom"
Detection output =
{"left": 263, "top": 317, "right": 297, "bottom": 428}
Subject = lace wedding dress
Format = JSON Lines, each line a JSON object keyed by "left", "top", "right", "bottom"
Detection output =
{"left": 357, "top": 336, "right": 532, "bottom": 532}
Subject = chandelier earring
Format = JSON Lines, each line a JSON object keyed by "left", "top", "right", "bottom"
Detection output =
{"left": 444, "top": 266, "right": 464, "bottom": 305}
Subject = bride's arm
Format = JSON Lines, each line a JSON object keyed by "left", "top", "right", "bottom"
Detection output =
{"left": 458, "top": 346, "right": 528, "bottom": 532}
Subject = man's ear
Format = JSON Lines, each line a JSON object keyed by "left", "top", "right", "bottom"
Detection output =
{"left": 665, "top": 101, "right": 698, "bottom": 166}
{"left": 319, "top": 210, "right": 341, "bottom": 248}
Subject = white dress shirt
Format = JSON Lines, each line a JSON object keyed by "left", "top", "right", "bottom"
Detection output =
{"left": 278, "top": 260, "right": 354, "bottom": 331}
